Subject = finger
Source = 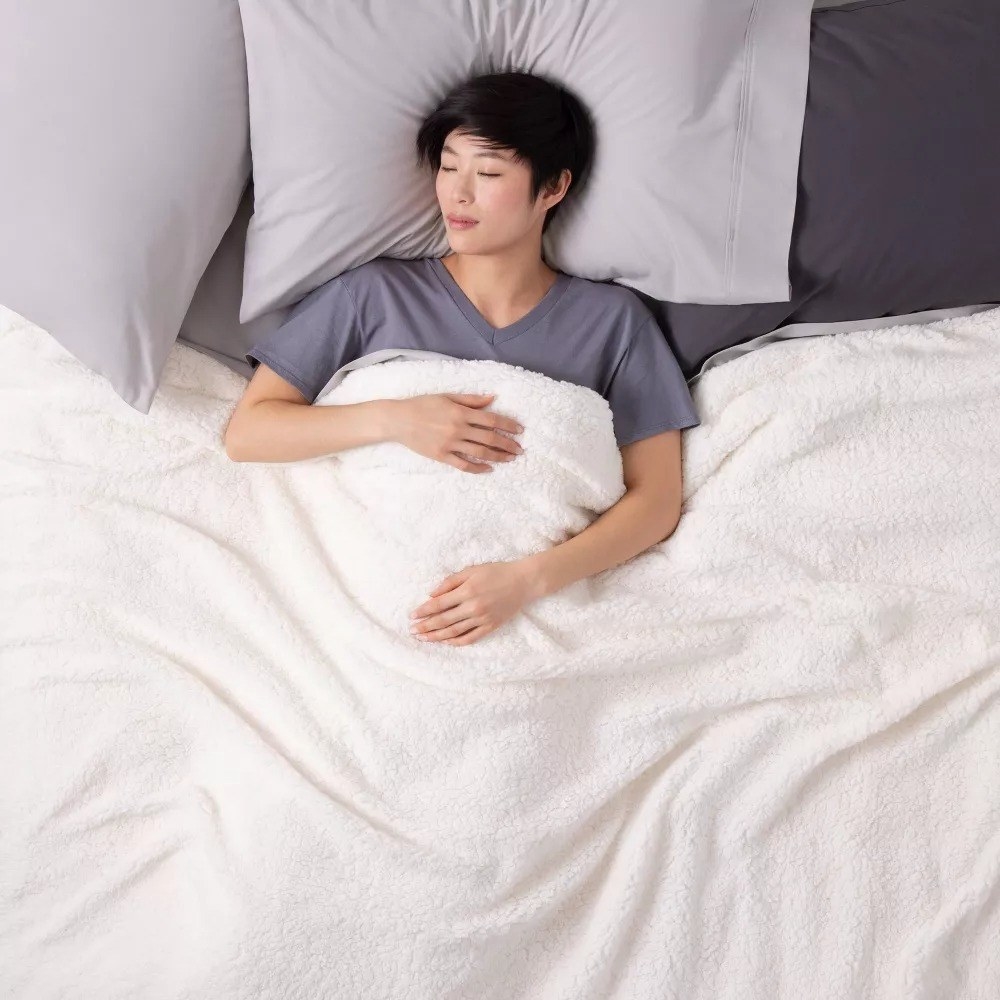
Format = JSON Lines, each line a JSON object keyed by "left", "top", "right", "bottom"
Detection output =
{"left": 449, "top": 393, "right": 495, "bottom": 407}
{"left": 490, "top": 414, "right": 524, "bottom": 435}
{"left": 418, "top": 577, "right": 463, "bottom": 614}
{"left": 429, "top": 574, "right": 463, "bottom": 597}
{"left": 443, "top": 624, "right": 492, "bottom": 646}
{"left": 445, "top": 455, "right": 494, "bottom": 474}
{"left": 419, "top": 619, "right": 478, "bottom": 641}
{"left": 457, "top": 442, "right": 517, "bottom": 464}
{"left": 416, "top": 611, "right": 484, "bottom": 640}
{"left": 413, "top": 604, "right": 472, "bottom": 634}
{"left": 462, "top": 429, "right": 522, "bottom": 457}
{"left": 413, "top": 588, "right": 463, "bottom": 619}
{"left": 468, "top": 408, "right": 521, "bottom": 435}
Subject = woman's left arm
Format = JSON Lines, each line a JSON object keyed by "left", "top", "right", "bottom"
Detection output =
{"left": 410, "top": 429, "right": 685, "bottom": 645}
{"left": 520, "top": 427, "right": 684, "bottom": 600}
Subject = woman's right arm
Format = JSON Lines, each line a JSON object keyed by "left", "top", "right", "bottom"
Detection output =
{"left": 224, "top": 364, "right": 394, "bottom": 463}
{"left": 225, "top": 362, "right": 523, "bottom": 469}
{"left": 225, "top": 397, "right": 395, "bottom": 464}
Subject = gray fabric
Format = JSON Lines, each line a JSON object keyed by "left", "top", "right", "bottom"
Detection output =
{"left": 247, "top": 257, "right": 700, "bottom": 448}
{"left": 177, "top": 182, "right": 290, "bottom": 380}
{"left": 0, "top": 0, "right": 250, "bottom": 413}
{"left": 235, "top": 0, "right": 814, "bottom": 322}
{"left": 315, "top": 349, "right": 467, "bottom": 399}
{"left": 690, "top": 302, "right": 1000, "bottom": 384}
{"left": 813, "top": 0, "right": 900, "bottom": 7}
{"left": 642, "top": 0, "right": 1000, "bottom": 378}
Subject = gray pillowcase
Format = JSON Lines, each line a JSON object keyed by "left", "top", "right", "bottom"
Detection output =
{"left": 640, "top": 0, "right": 1000, "bottom": 376}
{"left": 177, "top": 182, "right": 289, "bottom": 380}
{"left": 235, "top": 0, "right": 814, "bottom": 322}
{"left": 0, "top": 0, "right": 250, "bottom": 413}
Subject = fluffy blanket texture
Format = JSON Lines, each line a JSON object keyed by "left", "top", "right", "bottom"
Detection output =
{"left": 2, "top": 303, "right": 999, "bottom": 999}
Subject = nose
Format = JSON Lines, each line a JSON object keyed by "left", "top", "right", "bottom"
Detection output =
{"left": 447, "top": 172, "right": 474, "bottom": 202}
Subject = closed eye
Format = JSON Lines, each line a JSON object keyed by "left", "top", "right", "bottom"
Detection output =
{"left": 440, "top": 167, "right": 500, "bottom": 177}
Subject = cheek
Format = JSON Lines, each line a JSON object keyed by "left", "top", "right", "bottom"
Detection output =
{"left": 489, "top": 184, "right": 525, "bottom": 216}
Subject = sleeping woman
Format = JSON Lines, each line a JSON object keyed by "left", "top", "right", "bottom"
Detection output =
{"left": 223, "top": 70, "right": 701, "bottom": 647}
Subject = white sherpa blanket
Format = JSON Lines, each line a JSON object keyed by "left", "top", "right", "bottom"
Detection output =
{"left": 2, "top": 303, "right": 1000, "bottom": 1000}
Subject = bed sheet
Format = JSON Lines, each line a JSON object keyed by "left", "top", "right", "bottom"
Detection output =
{"left": 1, "top": 302, "right": 999, "bottom": 999}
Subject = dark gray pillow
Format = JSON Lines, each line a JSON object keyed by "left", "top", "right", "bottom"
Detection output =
{"left": 177, "top": 182, "right": 289, "bottom": 380}
{"left": 640, "top": 0, "right": 1000, "bottom": 377}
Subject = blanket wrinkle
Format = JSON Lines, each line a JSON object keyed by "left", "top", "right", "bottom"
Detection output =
{"left": 2, "top": 304, "right": 1000, "bottom": 998}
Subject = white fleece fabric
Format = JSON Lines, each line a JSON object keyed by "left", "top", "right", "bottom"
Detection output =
{"left": 1, "top": 302, "right": 999, "bottom": 999}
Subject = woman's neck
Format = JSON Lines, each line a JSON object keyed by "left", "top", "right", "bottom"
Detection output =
{"left": 441, "top": 252, "right": 559, "bottom": 326}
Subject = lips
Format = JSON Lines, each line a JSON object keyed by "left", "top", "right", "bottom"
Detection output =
{"left": 447, "top": 215, "right": 478, "bottom": 225}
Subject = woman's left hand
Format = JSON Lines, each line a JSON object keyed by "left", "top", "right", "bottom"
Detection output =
{"left": 410, "top": 560, "right": 539, "bottom": 646}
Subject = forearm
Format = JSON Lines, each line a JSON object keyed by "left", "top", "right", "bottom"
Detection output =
{"left": 226, "top": 397, "right": 395, "bottom": 463}
{"left": 519, "top": 489, "right": 680, "bottom": 600}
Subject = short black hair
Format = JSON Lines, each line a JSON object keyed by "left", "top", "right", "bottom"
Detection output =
{"left": 415, "top": 70, "right": 595, "bottom": 235}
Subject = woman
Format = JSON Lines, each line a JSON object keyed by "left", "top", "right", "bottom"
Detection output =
{"left": 226, "top": 71, "right": 700, "bottom": 647}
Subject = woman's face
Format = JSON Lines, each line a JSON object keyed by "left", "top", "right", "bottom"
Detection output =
{"left": 435, "top": 129, "right": 566, "bottom": 254}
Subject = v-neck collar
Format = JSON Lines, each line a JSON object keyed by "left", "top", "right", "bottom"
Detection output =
{"left": 429, "top": 255, "right": 572, "bottom": 346}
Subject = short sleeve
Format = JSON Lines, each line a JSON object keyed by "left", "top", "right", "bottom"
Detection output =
{"left": 245, "top": 275, "right": 363, "bottom": 402}
{"left": 605, "top": 316, "right": 701, "bottom": 447}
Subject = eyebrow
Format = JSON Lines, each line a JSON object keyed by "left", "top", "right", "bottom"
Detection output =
{"left": 441, "top": 143, "right": 508, "bottom": 160}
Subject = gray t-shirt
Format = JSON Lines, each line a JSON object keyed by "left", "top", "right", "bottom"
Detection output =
{"left": 246, "top": 256, "right": 700, "bottom": 447}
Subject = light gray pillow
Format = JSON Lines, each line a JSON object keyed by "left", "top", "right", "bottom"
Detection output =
{"left": 236, "top": 0, "right": 814, "bottom": 323}
{"left": 0, "top": 0, "right": 250, "bottom": 413}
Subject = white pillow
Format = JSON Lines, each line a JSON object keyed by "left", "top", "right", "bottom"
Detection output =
{"left": 236, "top": 0, "right": 814, "bottom": 321}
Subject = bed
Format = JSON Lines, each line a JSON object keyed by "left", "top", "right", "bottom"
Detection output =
{"left": 3, "top": 297, "right": 999, "bottom": 999}
{"left": 3, "top": 0, "right": 1000, "bottom": 995}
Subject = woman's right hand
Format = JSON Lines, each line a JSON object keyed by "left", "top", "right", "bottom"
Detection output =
{"left": 387, "top": 393, "right": 524, "bottom": 473}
